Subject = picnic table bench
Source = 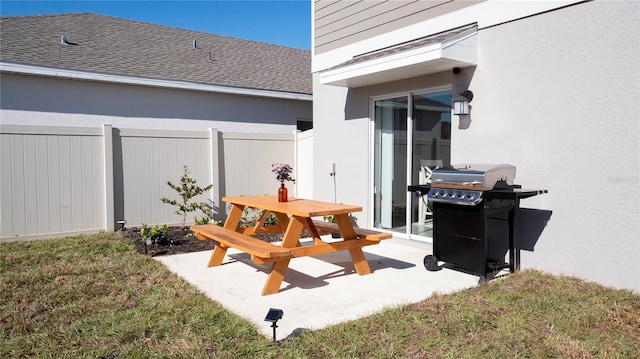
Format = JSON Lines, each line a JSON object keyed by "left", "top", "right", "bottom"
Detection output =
{"left": 190, "top": 195, "right": 392, "bottom": 295}
{"left": 191, "top": 224, "right": 291, "bottom": 264}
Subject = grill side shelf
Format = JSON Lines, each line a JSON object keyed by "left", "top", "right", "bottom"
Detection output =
{"left": 484, "top": 189, "right": 547, "bottom": 200}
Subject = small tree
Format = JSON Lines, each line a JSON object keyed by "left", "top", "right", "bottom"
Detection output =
{"left": 161, "top": 165, "right": 213, "bottom": 228}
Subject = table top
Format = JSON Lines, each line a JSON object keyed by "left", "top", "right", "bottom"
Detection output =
{"left": 222, "top": 195, "right": 362, "bottom": 217}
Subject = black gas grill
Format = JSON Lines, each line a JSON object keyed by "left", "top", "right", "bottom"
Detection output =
{"left": 408, "top": 164, "right": 547, "bottom": 280}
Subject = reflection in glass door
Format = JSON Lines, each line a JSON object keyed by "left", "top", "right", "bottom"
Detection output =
{"left": 373, "top": 90, "right": 451, "bottom": 239}
{"left": 373, "top": 97, "right": 407, "bottom": 230}
{"left": 410, "top": 91, "right": 451, "bottom": 238}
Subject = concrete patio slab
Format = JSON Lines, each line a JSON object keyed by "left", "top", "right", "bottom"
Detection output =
{"left": 155, "top": 236, "right": 478, "bottom": 340}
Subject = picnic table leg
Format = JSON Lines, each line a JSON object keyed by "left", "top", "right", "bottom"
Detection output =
{"left": 223, "top": 204, "right": 245, "bottom": 230}
{"left": 304, "top": 217, "right": 324, "bottom": 245}
{"left": 262, "top": 258, "right": 291, "bottom": 295}
{"left": 207, "top": 204, "right": 244, "bottom": 267}
{"left": 207, "top": 244, "right": 228, "bottom": 267}
{"left": 335, "top": 213, "right": 372, "bottom": 275}
{"left": 348, "top": 248, "right": 372, "bottom": 275}
{"left": 261, "top": 216, "right": 305, "bottom": 295}
{"left": 273, "top": 212, "right": 290, "bottom": 231}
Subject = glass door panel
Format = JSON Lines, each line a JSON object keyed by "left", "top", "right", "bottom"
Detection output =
{"left": 373, "top": 90, "right": 451, "bottom": 238}
{"left": 373, "top": 97, "right": 407, "bottom": 232}
{"left": 410, "top": 91, "right": 451, "bottom": 238}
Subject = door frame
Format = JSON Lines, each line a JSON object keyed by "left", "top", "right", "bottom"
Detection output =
{"left": 368, "top": 85, "right": 451, "bottom": 241}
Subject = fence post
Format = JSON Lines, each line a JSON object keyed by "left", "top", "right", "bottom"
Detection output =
{"left": 293, "top": 130, "right": 300, "bottom": 198}
{"left": 209, "top": 128, "right": 221, "bottom": 221}
{"left": 103, "top": 124, "right": 115, "bottom": 232}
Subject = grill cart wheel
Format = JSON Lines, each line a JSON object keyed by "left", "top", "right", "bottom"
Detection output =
{"left": 424, "top": 255, "right": 440, "bottom": 271}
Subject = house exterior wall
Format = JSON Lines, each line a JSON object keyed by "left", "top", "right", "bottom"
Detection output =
{"left": 312, "top": 0, "right": 640, "bottom": 291}
{"left": 314, "top": 0, "right": 482, "bottom": 54}
{"left": 312, "top": 71, "right": 454, "bottom": 228}
{"left": 0, "top": 73, "right": 312, "bottom": 133}
{"left": 455, "top": 0, "right": 639, "bottom": 292}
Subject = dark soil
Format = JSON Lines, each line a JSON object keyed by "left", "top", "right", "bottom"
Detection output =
{"left": 123, "top": 226, "right": 309, "bottom": 257}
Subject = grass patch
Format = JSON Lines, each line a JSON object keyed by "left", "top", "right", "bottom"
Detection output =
{"left": 282, "top": 271, "right": 640, "bottom": 358}
{"left": 2, "top": 233, "right": 639, "bottom": 358}
{"left": 1, "top": 233, "right": 276, "bottom": 358}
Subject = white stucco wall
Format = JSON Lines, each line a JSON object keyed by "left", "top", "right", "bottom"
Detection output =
{"left": 311, "top": 75, "right": 367, "bottom": 214}
{"left": 0, "top": 74, "right": 312, "bottom": 133}
{"left": 454, "top": 0, "right": 639, "bottom": 291}
{"left": 312, "top": 71, "right": 455, "bottom": 228}
{"left": 313, "top": 0, "right": 639, "bottom": 291}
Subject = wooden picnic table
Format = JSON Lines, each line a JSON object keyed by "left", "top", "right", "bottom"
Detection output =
{"left": 190, "top": 195, "right": 392, "bottom": 295}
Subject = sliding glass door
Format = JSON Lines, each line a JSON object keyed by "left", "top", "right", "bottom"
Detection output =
{"left": 373, "top": 96, "right": 407, "bottom": 230}
{"left": 373, "top": 90, "right": 451, "bottom": 239}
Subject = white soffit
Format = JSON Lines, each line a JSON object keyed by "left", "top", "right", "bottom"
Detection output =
{"left": 319, "top": 25, "right": 477, "bottom": 88}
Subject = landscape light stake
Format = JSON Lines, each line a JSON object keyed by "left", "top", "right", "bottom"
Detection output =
{"left": 264, "top": 308, "right": 284, "bottom": 342}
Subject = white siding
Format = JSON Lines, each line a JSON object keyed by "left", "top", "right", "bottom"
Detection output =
{"left": 0, "top": 73, "right": 311, "bottom": 134}
{"left": 314, "top": 0, "right": 481, "bottom": 54}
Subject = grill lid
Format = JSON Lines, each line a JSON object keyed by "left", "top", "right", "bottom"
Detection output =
{"left": 431, "top": 164, "right": 516, "bottom": 190}
{"left": 427, "top": 164, "right": 516, "bottom": 206}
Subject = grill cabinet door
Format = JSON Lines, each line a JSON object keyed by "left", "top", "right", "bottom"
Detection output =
{"left": 432, "top": 202, "right": 486, "bottom": 273}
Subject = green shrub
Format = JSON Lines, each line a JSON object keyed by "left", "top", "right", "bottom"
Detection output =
{"left": 161, "top": 165, "right": 213, "bottom": 227}
{"left": 140, "top": 223, "right": 169, "bottom": 245}
{"left": 237, "top": 207, "right": 278, "bottom": 228}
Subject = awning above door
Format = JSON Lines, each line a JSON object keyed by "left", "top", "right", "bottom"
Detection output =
{"left": 319, "top": 24, "right": 477, "bottom": 88}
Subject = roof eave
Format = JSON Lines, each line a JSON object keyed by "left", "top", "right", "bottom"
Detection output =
{"left": 319, "top": 29, "right": 477, "bottom": 88}
{"left": 0, "top": 62, "right": 312, "bottom": 101}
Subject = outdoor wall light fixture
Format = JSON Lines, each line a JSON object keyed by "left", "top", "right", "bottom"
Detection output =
{"left": 453, "top": 90, "right": 474, "bottom": 115}
{"left": 264, "top": 308, "right": 284, "bottom": 342}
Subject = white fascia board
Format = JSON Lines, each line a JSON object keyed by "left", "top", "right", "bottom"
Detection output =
{"left": 0, "top": 62, "right": 312, "bottom": 102}
{"left": 313, "top": 0, "right": 583, "bottom": 73}
{"left": 441, "top": 34, "right": 478, "bottom": 65}
{"left": 319, "top": 30, "right": 477, "bottom": 87}
{"left": 319, "top": 43, "right": 444, "bottom": 86}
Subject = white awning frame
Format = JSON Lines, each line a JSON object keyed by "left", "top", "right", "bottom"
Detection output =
{"left": 319, "top": 25, "right": 477, "bottom": 88}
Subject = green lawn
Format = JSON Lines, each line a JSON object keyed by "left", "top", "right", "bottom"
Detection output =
{"left": 2, "top": 233, "right": 638, "bottom": 358}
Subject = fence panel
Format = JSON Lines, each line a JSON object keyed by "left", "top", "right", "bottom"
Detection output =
{"left": 116, "top": 129, "right": 212, "bottom": 228}
{"left": 0, "top": 125, "right": 105, "bottom": 240}
{"left": 295, "top": 130, "right": 314, "bottom": 199}
{"left": 220, "top": 132, "right": 295, "bottom": 210}
{"left": 1, "top": 125, "right": 306, "bottom": 240}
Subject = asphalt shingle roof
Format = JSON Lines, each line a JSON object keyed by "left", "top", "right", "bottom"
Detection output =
{"left": 0, "top": 13, "right": 311, "bottom": 94}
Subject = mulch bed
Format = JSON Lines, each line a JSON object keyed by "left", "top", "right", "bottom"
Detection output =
{"left": 123, "top": 226, "right": 311, "bottom": 257}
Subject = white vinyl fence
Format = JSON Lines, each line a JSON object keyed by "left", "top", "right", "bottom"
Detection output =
{"left": 1, "top": 124, "right": 310, "bottom": 241}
